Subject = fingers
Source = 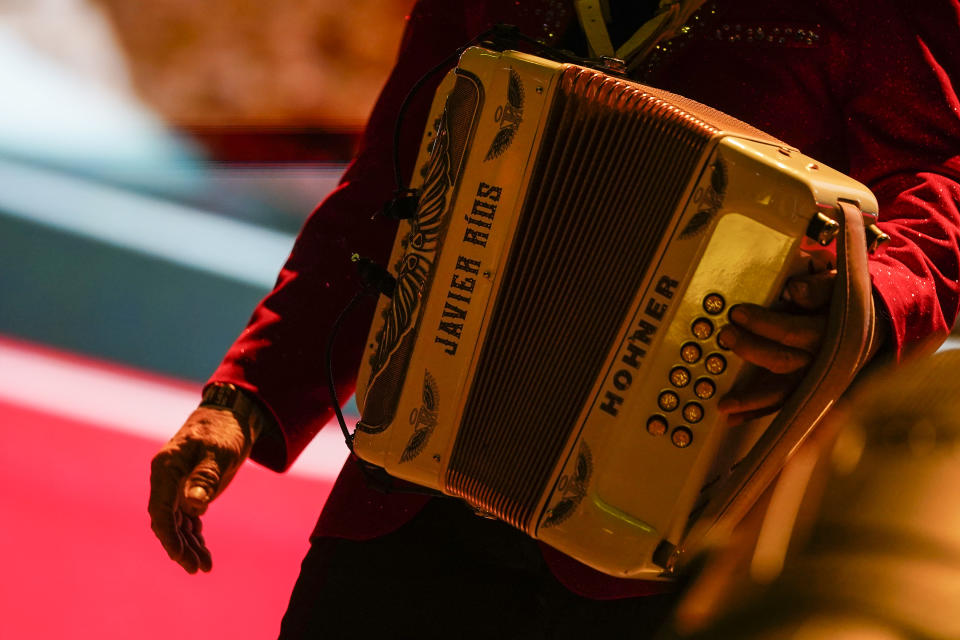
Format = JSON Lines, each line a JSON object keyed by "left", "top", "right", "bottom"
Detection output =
{"left": 726, "top": 304, "right": 826, "bottom": 353}
{"left": 717, "top": 322, "right": 814, "bottom": 375}
{"left": 149, "top": 445, "right": 197, "bottom": 565}
{"left": 785, "top": 269, "right": 836, "bottom": 310}
{"left": 148, "top": 438, "right": 220, "bottom": 573}
{"left": 718, "top": 372, "right": 800, "bottom": 416}
{"left": 182, "top": 514, "right": 213, "bottom": 573}
{"left": 183, "top": 450, "right": 222, "bottom": 517}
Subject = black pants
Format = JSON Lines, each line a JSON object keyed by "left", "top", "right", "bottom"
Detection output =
{"left": 278, "top": 498, "right": 679, "bottom": 639}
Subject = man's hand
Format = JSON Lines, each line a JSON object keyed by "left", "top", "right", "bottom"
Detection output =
{"left": 148, "top": 407, "right": 253, "bottom": 573}
{"left": 716, "top": 266, "right": 837, "bottom": 425}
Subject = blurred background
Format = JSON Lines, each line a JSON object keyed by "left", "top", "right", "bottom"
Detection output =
{"left": 0, "top": 0, "right": 413, "bottom": 637}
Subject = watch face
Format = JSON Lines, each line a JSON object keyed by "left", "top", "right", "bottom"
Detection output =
{"left": 203, "top": 384, "right": 241, "bottom": 410}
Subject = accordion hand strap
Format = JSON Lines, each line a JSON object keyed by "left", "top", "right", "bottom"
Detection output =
{"left": 679, "top": 201, "right": 876, "bottom": 561}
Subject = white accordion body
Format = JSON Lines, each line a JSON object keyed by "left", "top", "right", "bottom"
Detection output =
{"left": 353, "top": 47, "right": 877, "bottom": 579}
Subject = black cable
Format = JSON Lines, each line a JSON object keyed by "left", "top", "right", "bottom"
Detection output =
{"left": 325, "top": 276, "right": 445, "bottom": 497}
{"left": 325, "top": 290, "right": 368, "bottom": 453}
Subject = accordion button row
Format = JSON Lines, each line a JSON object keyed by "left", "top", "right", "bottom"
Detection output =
{"left": 645, "top": 416, "right": 693, "bottom": 449}
{"left": 645, "top": 294, "right": 731, "bottom": 448}
{"left": 673, "top": 352, "right": 727, "bottom": 376}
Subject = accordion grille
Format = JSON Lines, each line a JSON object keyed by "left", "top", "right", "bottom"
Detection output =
{"left": 445, "top": 66, "right": 719, "bottom": 529}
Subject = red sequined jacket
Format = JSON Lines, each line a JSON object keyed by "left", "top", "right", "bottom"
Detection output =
{"left": 209, "top": 0, "right": 960, "bottom": 598}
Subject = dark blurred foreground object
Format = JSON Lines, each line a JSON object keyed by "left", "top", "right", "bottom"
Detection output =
{"left": 664, "top": 350, "right": 960, "bottom": 639}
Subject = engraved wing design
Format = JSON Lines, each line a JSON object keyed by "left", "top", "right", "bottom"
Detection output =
{"left": 485, "top": 69, "right": 525, "bottom": 161}
{"left": 680, "top": 158, "right": 727, "bottom": 239}
{"left": 370, "top": 123, "right": 452, "bottom": 373}
{"left": 400, "top": 370, "right": 440, "bottom": 463}
{"left": 507, "top": 68, "right": 525, "bottom": 110}
{"left": 543, "top": 443, "right": 593, "bottom": 527}
{"left": 485, "top": 127, "right": 516, "bottom": 162}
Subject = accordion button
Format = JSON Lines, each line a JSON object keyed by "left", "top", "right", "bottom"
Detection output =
{"left": 647, "top": 415, "right": 669, "bottom": 436}
{"left": 694, "top": 378, "right": 716, "bottom": 400}
{"left": 683, "top": 402, "right": 704, "bottom": 423}
{"left": 705, "top": 354, "right": 727, "bottom": 375}
{"left": 703, "top": 293, "right": 726, "bottom": 315}
{"left": 670, "top": 366, "right": 691, "bottom": 388}
{"left": 671, "top": 427, "right": 693, "bottom": 448}
{"left": 658, "top": 390, "right": 680, "bottom": 412}
{"left": 691, "top": 318, "right": 714, "bottom": 340}
{"left": 681, "top": 342, "right": 703, "bottom": 363}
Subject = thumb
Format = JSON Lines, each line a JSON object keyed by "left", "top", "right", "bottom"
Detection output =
{"left": 183, "top": 450, "right": 221, "bottom": 516}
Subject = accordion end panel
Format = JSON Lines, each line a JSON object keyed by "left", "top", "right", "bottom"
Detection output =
{"left": 353, "top": 48, "right": 565, "bottom": 486}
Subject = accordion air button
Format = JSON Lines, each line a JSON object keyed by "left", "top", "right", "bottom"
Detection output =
{"left": 670, "top": 366, "right": 691, "bottom": 388}
{"left": 691, "top": 318, "right": 714, "bottom": 340}
{"left": 647, "top": 415, "right": 668, "bottom": 436}
{"left": 658, "top": 390, "right": 680, "bottom": 412}
{"left": 694, "top": 378, "right": 716, "bottom": 400}
{"left": 705, "top": 354, "right": 727, "bottom": 375}
{"left": 682, "top": 402, "right": 704, "bottom": 424}
{"left": 681, "top": 342, "right": 702, "bottom": 363}
{"left": 703, "top": 293, "right": 725, "bottom": 315}
{"left": 671, "top": 427, "right": 693, "bottom": 448}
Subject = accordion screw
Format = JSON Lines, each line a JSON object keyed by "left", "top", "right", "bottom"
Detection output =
{"left": 866, "top": 223, "right": 891, "bottom": 253}
{"left": 807, "top": 211, "right": 840, "bottom": 246}
{"left": 432, "top": 454, "right": 441, "bottom": 463}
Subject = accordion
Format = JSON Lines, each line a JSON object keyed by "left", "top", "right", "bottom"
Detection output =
{"left": 353, "top": 47, "right": 878, "bottom": 579}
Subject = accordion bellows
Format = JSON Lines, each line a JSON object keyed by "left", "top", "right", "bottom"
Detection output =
{"left": 354, "top": 47, "right": 876, "bottom": 579}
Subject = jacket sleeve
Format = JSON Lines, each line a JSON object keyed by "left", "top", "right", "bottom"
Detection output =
{"left": 843, "top": 0, "right": 960, "bottom": 361}
{"left": 207, "top": 1, "right": 471, "bottom": 471}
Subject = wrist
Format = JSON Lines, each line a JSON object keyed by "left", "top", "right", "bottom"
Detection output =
{"left": 200, "top": 383, "right": 270, "bottom": 442}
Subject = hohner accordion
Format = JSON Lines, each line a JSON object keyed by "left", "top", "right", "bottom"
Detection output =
{"left": 353, "top": 47, "right": 878, "bottom": 579}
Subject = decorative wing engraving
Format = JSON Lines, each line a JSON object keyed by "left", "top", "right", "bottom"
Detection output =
{"left": 484, "top": 127, "right": 517, "bottom": 162}
{"left": 358, "top": 73, "right": 480, "bottom": 435}
{"left": 507, "top": 68, "right": 525, "bottom": 110}
{"left": 368, "top": 124, "right": 452, "bottom": 375}
{"left": 679, "top": 158, "right": 727, "bottom": 239}
{"left": 543, "top": 443, "right": 593, "bottom": 528}
{"left": 400, "top": 370, "right": 440, "bottom": 463}
{"left": 485, "top": 68, "right": 524, "bottom": 161}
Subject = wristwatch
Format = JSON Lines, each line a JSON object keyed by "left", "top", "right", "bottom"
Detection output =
{"left": 200, "top": 382, "right": 268, "bottom": 440}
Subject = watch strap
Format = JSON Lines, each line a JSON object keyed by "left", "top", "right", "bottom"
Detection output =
{"left": 200, "top": 383, "right": 268, "bottom": 440}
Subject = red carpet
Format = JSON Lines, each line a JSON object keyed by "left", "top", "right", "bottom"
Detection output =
{"left": 0, "top": 339, "right": 337, "bottom": 639}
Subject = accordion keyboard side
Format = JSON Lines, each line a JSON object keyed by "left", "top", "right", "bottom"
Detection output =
{"left": 444, "top": 66, "right": 719, "bottom": 530}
